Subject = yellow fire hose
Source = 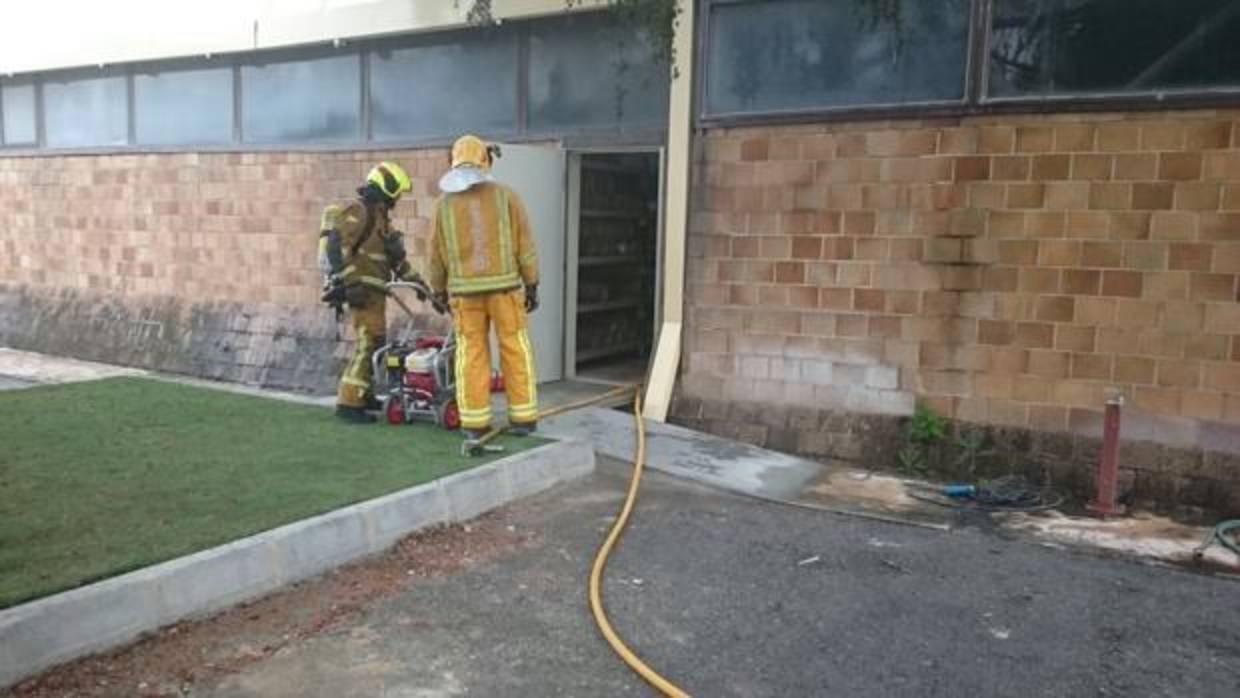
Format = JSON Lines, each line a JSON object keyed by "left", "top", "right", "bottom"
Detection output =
{"left": 462, "top": 384, "right": 636, "bottom": 455}
{"left": 587, "top": 390, "right": 692, "bottom": 698}
{"left": 375, "top": 283, "right": 908, "bottom": 693}
{"left": 468, "top": 384, "right": 690, "bottom": 695}
{"left": 474, "top": 379, "right": 944, "bottom": 694}
{"left": 380, "top": 283, "right": 686, "bottom": 691}
{"left": 459, "top": 380, "right": 952, "bottom": 697}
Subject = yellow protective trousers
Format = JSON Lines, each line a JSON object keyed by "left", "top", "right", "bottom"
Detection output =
{"left": 451, "top": 289, "right": 538, "bottom": 431}
{"left": 336, "top": 295, "right": 387, "bottom": 408}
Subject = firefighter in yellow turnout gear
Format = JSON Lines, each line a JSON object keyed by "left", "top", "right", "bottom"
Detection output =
{"left": 320, "top": 161, "right": 426, "bottom": 423}
{"left": 429, "top": 135, "right": 540, "bottom": 440}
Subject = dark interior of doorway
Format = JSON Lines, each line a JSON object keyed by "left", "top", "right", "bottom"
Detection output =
{"left": 574, "top": 152, "right": 660, "bottom": 385}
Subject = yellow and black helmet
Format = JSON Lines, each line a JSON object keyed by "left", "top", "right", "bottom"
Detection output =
{"left": 366, "top": 161, "right": 413, "bottom": 201}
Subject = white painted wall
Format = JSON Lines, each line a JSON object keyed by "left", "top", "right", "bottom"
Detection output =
{"left": 0, "top": 0, "right": 595, "bottom": 75}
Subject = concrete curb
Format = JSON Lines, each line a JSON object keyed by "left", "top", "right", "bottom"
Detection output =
{"left": 0, "top": 439, "right": 595, "bottom": 689}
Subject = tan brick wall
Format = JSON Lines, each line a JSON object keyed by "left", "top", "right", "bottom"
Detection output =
{"left": 683, "top": 109, "right": 1240, "bottom": 438}
{"left": 0, "top": 149, "right": 448, "bottom": 307}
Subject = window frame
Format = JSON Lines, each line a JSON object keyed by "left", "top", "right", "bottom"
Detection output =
{"left": 129, "top": 55, "right": 238, "bottom": 147}
{"left": 697, "top": 0, "right": 983, "bottom": 127}
{"left": 3, "top": 3, "right": 1240, "bottom": 151}
{"left": 977, "top": 0, "right": 1240, "bottom": 109}
{"left": 0, "top": 78, "right": 40, "bottom": 149}
{"left": 39, "top": 66, "right": 132, "bottom": 149}
{"left": 366, "top": 23, "right": 523, "bottom": 144}
{"left": 0, "top": 9, "right": 666, "bottom": 156}
{"left": 698, "top": 0, "right": 1240, "bottom": 129}
{"left": 523, "top": 9, "right": 673, "bottom": 135}
{"left": 238, "top": 45, "right": 365, "bottom": 145}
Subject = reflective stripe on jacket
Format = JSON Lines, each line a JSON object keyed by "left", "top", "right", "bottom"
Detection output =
{"left": 429, "top": 182, "right": 538, "bottom": 296}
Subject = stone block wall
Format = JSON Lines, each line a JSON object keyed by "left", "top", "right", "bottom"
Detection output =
{"left": 673, "top": 109, "right": 1240, "bottom": 515}
{"left": 0, "top": 149, "right": 450, "bottom": 392}
{"left": 4, "top": 113, "right": 1240, "bottom": 513}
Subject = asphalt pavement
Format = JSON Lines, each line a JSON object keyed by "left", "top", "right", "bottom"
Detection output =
{"left": 183, "top": 457, "right": 1240, "bottom": 698}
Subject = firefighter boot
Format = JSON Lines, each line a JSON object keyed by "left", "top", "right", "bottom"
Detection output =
{"left": 508, "top": 421, "right": 537, "bottom": 437}
{"left": 336, "top": 405, "right": 377, "bottom": 424}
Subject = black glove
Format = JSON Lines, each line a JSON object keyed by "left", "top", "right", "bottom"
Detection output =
{"left": 524, "top": 284, "right": 539, "bottom": 314}
{"left": 396, "top": 267, "right": 427, "bottom": 300}
{"left": 384, "top": 230, "right": 408, "bottom": 266}
{"left": 320, "top": 278, "right": 346, "bottom": 306}
{"left": 433, "top": 291, "right": 450, "bottom": 315}
{"left": 344, "top": 284, "right": 369, "bottom": 308}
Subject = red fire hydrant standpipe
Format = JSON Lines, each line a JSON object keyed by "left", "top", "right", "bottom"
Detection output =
{"left": 1087, "top": 395, "right": 1127, "bottom": 518}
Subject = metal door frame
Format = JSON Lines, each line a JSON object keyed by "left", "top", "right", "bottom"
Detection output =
{"left": 562, "top": 145, "right": 667, "bottom": 383}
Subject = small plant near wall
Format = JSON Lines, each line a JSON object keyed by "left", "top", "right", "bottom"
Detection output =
{"left": 896, "top": 403, "right": 995, "bottom": 480}
{"left": 896, "top": 402, "right": 948, "bottom": 476}
{"left": 952, "top": 426, "right": 989, "bottom": 478}
{"left": 896, "top": 444, "right": 929, "bottom": 476}
{"left": 908, "top": 401, "right": 949, "bottom": 445}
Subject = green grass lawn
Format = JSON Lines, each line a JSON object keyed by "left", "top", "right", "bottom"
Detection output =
{"left": 0, "top": 377, "right": 544, "bottom": 609}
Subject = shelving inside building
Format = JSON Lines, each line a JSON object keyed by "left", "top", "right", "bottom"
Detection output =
{"left": 573, "top": 153, "right": 660, "bottom": 382}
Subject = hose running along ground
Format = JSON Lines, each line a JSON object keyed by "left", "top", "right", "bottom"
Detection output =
{"left": 465, "top": 385, "right": 637, "bottom": 454}
{"left": 588, "top": 390, "right": 691, "bottom": 698}
{"left": 484, "top": 384, "right": 688, "bottom": 694}
{"left": 503, "top": 383, "right": 941, "bottom": 694}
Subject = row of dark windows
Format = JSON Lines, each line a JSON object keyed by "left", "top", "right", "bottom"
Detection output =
{"left": 0, "top": 11, "right": 669, "bottom": 150}
{"left": 5, "top": 1, "right": 1238, "bottom": 148}
{"left": 703, "top": 0, "right": 1240, "bottom": 119}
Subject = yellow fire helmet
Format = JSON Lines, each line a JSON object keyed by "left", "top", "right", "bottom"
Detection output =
{"left": 366, "top": 161, "right": 413, "bottom": 201}
{"left": 441, "top": 135, "right": 501, "bottom": 193}
{"left": 451, "top": 134, "right": 497, "bottom": 170}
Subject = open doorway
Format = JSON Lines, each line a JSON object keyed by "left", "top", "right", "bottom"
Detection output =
{"left": 567, "top": 152, "right": 662, "bottom": 386}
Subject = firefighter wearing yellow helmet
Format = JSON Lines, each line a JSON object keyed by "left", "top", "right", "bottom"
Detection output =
{"left": 319, "top": 161, "right": 424, "bottom": 423}
{"left": 429, "top": 135, "right": 540, "bottom": 440}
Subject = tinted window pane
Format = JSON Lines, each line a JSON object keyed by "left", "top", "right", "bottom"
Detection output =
{"left": 528, "top": 12, "right": 670, "bottom": 130}
{"left": 135, "top": 66, "right": 233, "bottom": 145}
{"left": 371, "top": 28, "right": 517, "bottom": 140}
{"left": 242, "top": 54, "right": 359, "bottom": 143}
{"left": 989, "top": 0, "right": 1240, "bottom": 97}
{"left": 1, "top": 83, "right": 36, "bottom": 145}
{"left": 705, "top": 0, "right": 970, "bottom": 115}
{"left": 43, "top": 75, "right": 128, "bottom": 148}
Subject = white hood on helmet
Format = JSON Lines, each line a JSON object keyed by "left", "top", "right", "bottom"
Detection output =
{"left": 438, "top": 165, "right": 494, "bottom": 194}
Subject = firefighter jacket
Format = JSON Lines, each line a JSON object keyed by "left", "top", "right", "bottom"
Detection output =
{"left": 428, "top": 182, "right": 539, "bottom": 297}
{"left": 319, "top": 199, "right": 409, "bottom": 297}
